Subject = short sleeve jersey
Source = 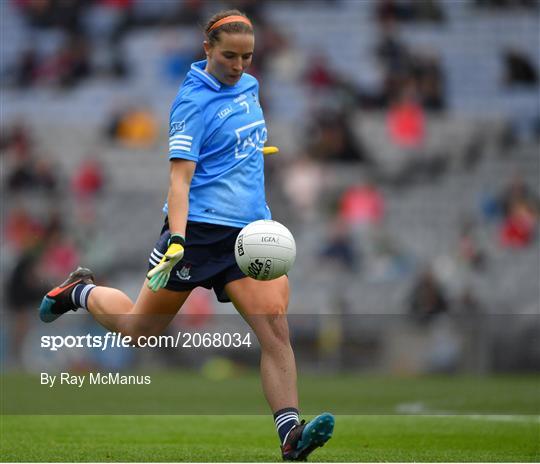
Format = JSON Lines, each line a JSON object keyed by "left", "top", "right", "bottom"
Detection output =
{"left": 164, "top": 60, "right": 272, "bottom": 228}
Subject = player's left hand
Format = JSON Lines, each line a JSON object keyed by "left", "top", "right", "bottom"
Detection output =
{"left": 262, "top": 146, "right": 279, "bottom": 155}
{"left": 146, "top": 234, "right": 185, "bottom": 292}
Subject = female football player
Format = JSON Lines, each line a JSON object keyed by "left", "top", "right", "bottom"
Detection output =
{"left": 39, "top": 10, "right": 334, "bottom": 461}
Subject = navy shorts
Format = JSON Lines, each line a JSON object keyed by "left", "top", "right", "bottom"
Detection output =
{"left": 148, "top": 219, "right": 246, "bottom": 303}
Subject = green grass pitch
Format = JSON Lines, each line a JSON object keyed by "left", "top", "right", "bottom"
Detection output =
{"left": 1, "top": 373, "right": 538, "bottom": 461}
{"left": 1, "top": 414, "right": 538, "bottom": 462}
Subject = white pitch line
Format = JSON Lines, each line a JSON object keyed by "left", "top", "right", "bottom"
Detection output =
{"left": 395, "top": 402, "right": 539, "bottom": 423}
{"left": 446, "top": 414, "right": 540, "bottom": 423}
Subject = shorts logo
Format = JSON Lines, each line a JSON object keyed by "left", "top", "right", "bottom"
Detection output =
{"left": 237, "top": 234, "right": 244, "bottom": 256}
{"left": 169, "top": 121, "right": 185, "bottom": 135}
{"left": 176, "top": 265, "right": 191, "bottom": 281}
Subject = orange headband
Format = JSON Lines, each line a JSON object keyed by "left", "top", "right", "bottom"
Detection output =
{"left": 208, "top": 15, "right": 253, "bottom": 33}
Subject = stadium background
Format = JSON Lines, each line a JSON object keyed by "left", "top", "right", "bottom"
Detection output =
{"left": 1, "top": 0, "right": 539, "bottom": 461}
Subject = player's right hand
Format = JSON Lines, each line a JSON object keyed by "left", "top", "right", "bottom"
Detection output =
{"left": 146, "top": 234, "right": 185, "bottom": 292}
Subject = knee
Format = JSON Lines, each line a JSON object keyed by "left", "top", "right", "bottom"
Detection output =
{"left": 258, "top": 300, "right": 288, "bottom": 317}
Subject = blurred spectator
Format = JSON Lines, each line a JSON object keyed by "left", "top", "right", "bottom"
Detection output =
{"left": 71, "top": 156, "right": 106, "bottom": 248}
{"left": 72, "top": 156, "right": 105, "bottom": 199}
{"left": 376, "top": 0, "right": 445, "bottom": 23}
{"left": 377, "top": 80, "right": 447, "bottom": 185}
{"left": 376, "top": 0, "right": 414, "bottom": 23}
{"left": 387, "top": 82, "right": 425, "bottom": 149}
{"left": 37, "top": 217, "right": 80, "bottom": 281}
{"left": 86, "top": 0, "right": 133, "bottom": 36}
{"left": 308, "top": 112, "right": 366, "bottom": 162}
{"left": 36, "top": 157, "right": 59, "bottom": 192}
{"left": 503, "top": 49, "right": 538, "bottom": 87}
{"left": 4, "top": 204, "right": 44, "bottom": 252}
{"left": 72, "top": 205, "right": 115, "bottom": 272}
{"left": 457, "top": 218, "right": 487, "bottom": 271}
{"left": 282, "top": 155, "right": 324, "bottom": 222}
{"left": 108, "top": 105, "right": 159, "bottom": 149}
{"left": 7, "top": 154, "right": 59, "bottom": 194}
{"left": 4, "top": 208, "right": 77, "bottom": 363}
{"left": 475, "top": 0, "right": 539, "bottom": 9}
{"left": 265, "top": 36, "right": 305, "bottom": 82}
{"left": 499, "top": 202, "right": 538, "bottom": 248}
{"left": 253, "top": 19, "right": 288, "bottom": 76}
{"left": 480, "top": 191, "right": 505, "bottom": 223}
{"left": 0, "top": 121, "right": 32, "bottom": 157}
{"left": 304, "top": 53, "right": 362, "bottom": 116}
{"left": 9, "top": 33, "right": 94, "bottom": 90}
{"left": 319, "top": 217, "right": 359, "bottom": 272}
{"left": 84, "top": 0, "right": 132, "bottom": 78}
{"left": 5, "top": 244, "right": 50, "bottom": 364}
{"left": 0, "top": 121, "right": 58, "bottom": 194}
{"left": 413, "top": 0, "right": 446, "bottom": 22}
{"left": 338, "top": 179, "right": 385, "bottom": 228}
{"left": 480, "top": 172, "right": 539, "bottom": 226}
{"left": 47, "top": 34, "right": 93, "bottom": 88}
{"left": 6, "top": 157, "right": 35, "bottom": 192}
{"left": 305, "top": 54, "right": 336, "bottom": 91}
{"left": 375, "top": 20, "right": 410, "bottom": 105}
{"left": 168, "top": 0, "right": 204, "bottom": 26}
{"left": 408, "top": 266, "right": 449, "bottom": 324}
{"left": 369, "top": 227, "right": 414, "bottom": 281}
{"left": 499, "top": 174, "right": 539, "bottom": 213}
{"left": 412, "top": 51, "right": 446, "bottom": 111}
{"left": 375, "top": 20, "right": 446, "bottom": 110}
{"left": 12, "top": 48, "right": 40, "bottom": 89}
{"left": 15, "top": 0, "right": 87, "bottom": 32}
{"left": 7, "top": 153, "right": 59, "bottom": 194}
{"left": 376, "top": 21, "right": 409, "bottom": 73}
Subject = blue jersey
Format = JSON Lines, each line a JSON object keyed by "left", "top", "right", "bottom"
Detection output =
{"left": 164, "top": 59, "right": 272, "bottom": 228}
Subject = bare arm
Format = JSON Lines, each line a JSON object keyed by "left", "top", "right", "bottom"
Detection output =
{"left": 167, "top": 159, "right": 196, "bottom": 238}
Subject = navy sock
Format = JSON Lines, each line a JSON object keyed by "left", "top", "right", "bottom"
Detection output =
{"left": 71, "top": 283, "right": 96, "bottom": 310}
{"left": 274, "top": 407, "right": 300, "bottom": 444}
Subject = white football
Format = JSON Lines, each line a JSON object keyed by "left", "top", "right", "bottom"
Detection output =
{"left": 234, "top": 220, "right": 296, "bottom": 281}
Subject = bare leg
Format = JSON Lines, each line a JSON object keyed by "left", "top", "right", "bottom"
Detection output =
{"left": 225, "top": 276, "right": 298, "bottom": 412}
{"left": 87, "top": 280, "right": 191, "bottom": 338}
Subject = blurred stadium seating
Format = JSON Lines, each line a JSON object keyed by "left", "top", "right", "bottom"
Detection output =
{"left": 1, "top": 0, "right": 538, "bottom": 374}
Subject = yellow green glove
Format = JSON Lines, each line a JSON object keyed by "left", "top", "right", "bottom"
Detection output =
{"left": 146, "top": 234, "right": 185, "bottom": 292}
